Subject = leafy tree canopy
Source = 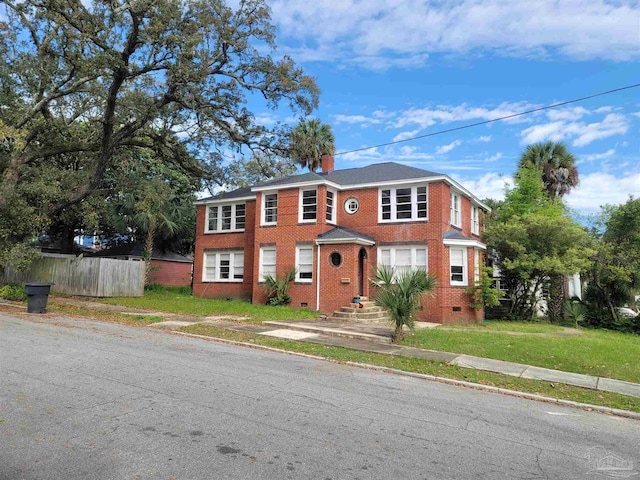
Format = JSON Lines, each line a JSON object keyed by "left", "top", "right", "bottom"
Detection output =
{"left": 0, "top": 0, "right": 318, "bottom": 260}
{"left": 518, "top": 141, "right": 579, "bottom": 198}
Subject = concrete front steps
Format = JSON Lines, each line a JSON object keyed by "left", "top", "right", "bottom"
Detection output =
{"left": 330, "top": 298, "right": 391, "bottom": 324}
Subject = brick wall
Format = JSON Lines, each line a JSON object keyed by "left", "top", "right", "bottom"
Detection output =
{"left": 193, "top": 179, "right": 484, "bottom": 323}
{"left": 148, "top": 260, "right": 192, "bottom": 287}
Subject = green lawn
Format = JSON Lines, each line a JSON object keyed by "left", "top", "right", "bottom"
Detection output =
{"left": 444, "top": 321, "right": 566, "bottom": 334}
{"left": 100, "top": 287, "right": 318, "bottom": 323}
{"left": 402, "top": 322, "right": 640, "bottom": 383}
{"left": 179, "top": 324, "right": 640, "bottom": 413}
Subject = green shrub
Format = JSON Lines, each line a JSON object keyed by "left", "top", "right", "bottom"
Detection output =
{"left": 0, "top": 282, "right": 27, "bottom": 301}
{"left": 263, "top": 269, "right": 296, "bottom": 306}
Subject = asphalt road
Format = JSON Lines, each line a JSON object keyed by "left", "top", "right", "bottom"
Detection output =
{"left": 1, "top": 312, "right": 638, "bottom": 480}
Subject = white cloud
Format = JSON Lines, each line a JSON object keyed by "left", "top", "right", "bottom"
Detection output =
{"left": 456, "top": 172, "right": 513, "bottom": 201}
{"left": 435, "top": 139, "right": 462, "bottom": 154}
{"left": 394, "top": 101, "right": 539, "bottom": 129}
{"left": 632, "top": 112, "right": 640, "bottom": 118}
{"left": 520, "top": 113, "right": 629, "bottom": 146}
{"left": 476, "top": 135, "right": 492, "bottom": 143}
{"left": 392, "top": 129, "right": 421, "bottom": 142}
{"left": 271, "top": 0, "right": 640, "bottom": 69}
{"left": 580, "top": 149, "right": 615, "bottom": 163}
{"left": 546, "top": 107, "right": 589, "bottom": 122}
{"left": 334, "top": 114, "right": 382, "bottom": 126}
{"left": 566, "top": 172, "right": 640, "bottom": 211}
{"left": 485, "top": 152, "right": 503, "bottom": 162}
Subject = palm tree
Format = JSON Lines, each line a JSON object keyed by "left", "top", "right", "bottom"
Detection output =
{"left": 372, "top": 266, "right": 438, "bottom": 342}
{"left": 288, "top": 118, "right": 335, "bottom": 171}
{"left": 518, "top": 141, "right": 579, "bottom": 198}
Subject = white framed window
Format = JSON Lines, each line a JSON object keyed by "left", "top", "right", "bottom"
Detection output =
{"left": 344, "top": 197, "right": 359, "bottom": 214}
{"left": 299, "top": 189, "right": 317, "bottom": 223}
{"left": 379, "top": 185, "right": 428, "bottom": 223}
{"left": 326, "top": 189, "right": 336, "bottom": 224}
{"left": 259, "top": 247, "right": 276, "bottom": 282}
{"left": 261, "top": 192, "right": 278, "bottom": 226}
{"left": 474, "top": 249, "right": 480, "bottom": 283}
{"left": 206, "top": 203, "right": 246, "bottom": 233}
{"left": 471, "top": 205, "right": 480, "bottom": 235}
{"left": 296, "top": 246, "right": 313, "bottom": 283}
{"left": 450, "top": 247, "right": 467, "bottom": 286}
{"left": 377, "top": 245, "right": 428, "bottom": 279}
{"left": 450, "top": 192, "right": 461, "bottom": 227}
{"left": 203, "top": 250, "right": 244, "bottom": 282}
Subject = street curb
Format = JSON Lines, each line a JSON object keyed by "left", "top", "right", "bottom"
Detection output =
{"left": 170, "top": 330, "right": 640, "bottom": 421}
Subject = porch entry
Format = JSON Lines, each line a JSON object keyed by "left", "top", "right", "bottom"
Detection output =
{"left": 358, "top": 247, "right": 367, "bottom": 297}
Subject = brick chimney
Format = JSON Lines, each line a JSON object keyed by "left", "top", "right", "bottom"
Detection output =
{"left": 321, "top": 154, "right": 334, "bottom": 173}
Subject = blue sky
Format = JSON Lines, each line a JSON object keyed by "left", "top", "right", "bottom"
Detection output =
{"left": 263, "top": 0, "right": 639, "bottom": 214}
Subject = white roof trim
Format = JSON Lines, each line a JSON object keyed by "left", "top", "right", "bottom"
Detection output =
{"left": 194, "top": 195, "right": 255, "bottom": 205}
{"left": 444, "top": 238, "right": 487, "bottom": 250}
{"left": 252, "top": 179, "right": 342, "bottom": 192}
{"left": 315, "top": 237, "right": 375, "bottom": 246}
{"left": 251, "top": 174, "right": 491, "bottom": 212}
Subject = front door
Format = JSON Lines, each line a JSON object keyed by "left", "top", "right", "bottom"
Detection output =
{"left": 358, "top": 248, "right": 367, "bottom": 297}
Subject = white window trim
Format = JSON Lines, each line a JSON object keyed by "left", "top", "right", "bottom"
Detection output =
{"left": 202, "top": 250, "right": 244, "bottom": 283}
{"left": 298, "top": 188, "right": 318, "bottom": 224}
{"left": 205, "top": 203, "right": 246, "bottom": 233}
{"left": 474, "top": 249, "right": 480, "bottom": 283}
{"left": 471, "top": 205, "right": 480, "bottom": 235}
{"left": 261, "top": 191, "right": 278, "bottom": 226}
{"left": 378, "top": 185, "right": 429, "bottom": 223}
{"left": 326, "top": 188, "right": 337, "bottom": 225}
{"left": 450, "top": 247, "right": 468, "bottom": 286}
{"left": 377, "top": 245, "right": 428, "bottom": 279}
{"left": 295, "top": 245, "right": 314, "bottom": 283}
{"left": 258, "top": 246, "right": 277, "bottom": 282}
{"left": 450, "top": 192, "right": 461, "bottom": 228}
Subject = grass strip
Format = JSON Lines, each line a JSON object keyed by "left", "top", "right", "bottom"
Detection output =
{"left": 179, "top": 323, "right": 640, "bottom": 414}
{"left": 99, "top": 289, "right": 318, "bottom": 323}
{"left": 401, "top": 326, "right": 640, "bottom": 383}
{"left": 47, "top": 302, "right": 164, "bottom": 326}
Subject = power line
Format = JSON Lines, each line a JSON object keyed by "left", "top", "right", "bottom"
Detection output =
{"left": 334, "top": 82, "right": 640, "bottom": 157}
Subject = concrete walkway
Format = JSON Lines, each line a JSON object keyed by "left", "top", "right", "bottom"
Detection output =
{"left": 6, "top": 298, "right": 639, "bottom": 399}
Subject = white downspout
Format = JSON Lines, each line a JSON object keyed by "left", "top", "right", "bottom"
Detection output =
{"left": 316, "top": 243, "right": 321, "bottom": 311}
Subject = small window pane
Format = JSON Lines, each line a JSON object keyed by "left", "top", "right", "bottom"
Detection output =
{"left": 235, "top": 204, "right": 245, "bottom": 230}
{"left": 219, "top": 254, "right": 230, "bottom": 279}
{"left": 265, "top": 194, "right": 278, "bottom": 223}
{"left": 208, "top": 206, "right": 218, "bottom": 231}
{"left": 221, "top": 205, "right": 232, "bottom": 230}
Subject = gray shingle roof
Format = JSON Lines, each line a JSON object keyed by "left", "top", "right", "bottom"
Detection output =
{"left": 324, "top": 162, "right": 441, "bottom": 185}
{"left": 197, "top": 186, "right": 254, "bottom": 203}
{"left": 254, "top": 171, "right": 324, "bottom": 188}
{"left": 443, "top": 230, "right": 473, "bottom": 241}
{"left": 317, "top": 226, "right": 375, "bottom": 243}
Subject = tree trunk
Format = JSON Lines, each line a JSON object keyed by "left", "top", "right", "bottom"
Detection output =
{"left": 547, "top": 274, "right": 565, "bottom": 324}
{"left": 392, "top": 324, "right": 404, "bottom": 343}
{"left": 143, "top": 219, "right": 156, "bottom": 286}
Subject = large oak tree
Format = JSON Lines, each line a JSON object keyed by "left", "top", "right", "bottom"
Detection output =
{"left": 0, "top": 0, "right": 318, "bottom": 256}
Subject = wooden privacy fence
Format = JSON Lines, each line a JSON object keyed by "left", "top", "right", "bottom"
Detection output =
{"left": 4, "top": 254, "right": 144, "bottom": 297}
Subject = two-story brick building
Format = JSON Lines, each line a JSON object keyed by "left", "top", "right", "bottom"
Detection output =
{"left": 193, "top": 157, "right": 489, "bottom": 323}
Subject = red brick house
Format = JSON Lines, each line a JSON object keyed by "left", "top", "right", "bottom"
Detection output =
{"left": 193, "top": 157, "right": 489, "bottom": 323}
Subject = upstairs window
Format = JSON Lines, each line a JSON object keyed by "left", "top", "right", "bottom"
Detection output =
{"left": 379, "top": 185, "right": 428, "bottom": 223}
{"left": 203, "top": 250, "right": 244, "bottom": 282}
{"left": 326, "top": 190, "right": 336, "bottom": 224}
{"left": 299, "top": 189, "right": 317, "bottom": 223}
{"left": 296, "top": 246, "right": 313, "bottom": 282}
{"left": 471, "top": 205, "right": 479, "bottom": 235}
{"left": 206, "top": 203, "right": 246, "bottom": 233}
{"left": 450, "top": 192, "right": 461, "bottom": 227}
{"left": 262, "top": 193, "right": 278, "bottom": 225}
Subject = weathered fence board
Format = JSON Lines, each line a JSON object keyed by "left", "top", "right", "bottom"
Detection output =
{"left": 4, "top": 255, "right": 144, "bottom": 297}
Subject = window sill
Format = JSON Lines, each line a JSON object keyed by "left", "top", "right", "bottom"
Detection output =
{"left": 259, "top": 224, "right": 277, "bottom": 228}
{"left": 378, "top": 218, "right": 429, "bottom": 225}
{"left": 204, "top": 230, "right": 245, "bottom": 234}
{"left": 202, "top": 280, "right": 244, "bottom": 284}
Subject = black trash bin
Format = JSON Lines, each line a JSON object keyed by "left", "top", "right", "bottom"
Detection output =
{"left": 25, "top": 282, "right": 55, "bottom": 313}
